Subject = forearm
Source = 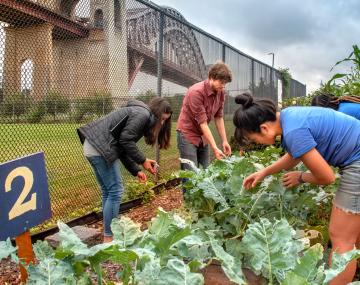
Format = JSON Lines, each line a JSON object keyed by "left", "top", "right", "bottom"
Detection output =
{"left": 214, "top": 117, "right": 228, "bottom": 143}
{"left": 199, "top": 122, "right": 218, "bottom": 150}
{"left": 300, "top": 172, "right": 322, "bottom": 185}
{"left": 263, "top": 153, "right": 301, "bottom": 176}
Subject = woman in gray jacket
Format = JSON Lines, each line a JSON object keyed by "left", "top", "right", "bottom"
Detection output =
{"left": 78, "top": 97, "right": 172, "bottom": 242}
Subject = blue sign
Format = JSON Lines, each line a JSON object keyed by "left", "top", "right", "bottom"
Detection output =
{"left": 0, "top": 152, "right": 51, "bottom": 240}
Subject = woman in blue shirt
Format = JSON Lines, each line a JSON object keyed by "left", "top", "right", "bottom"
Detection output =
{"left": 311, "top": 93, "right": 360, "bottom": 120}
{"left": 233, "top": 93, "right": 360, "bottom": 285}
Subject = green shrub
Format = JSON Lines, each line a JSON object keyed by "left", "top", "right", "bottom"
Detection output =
{"left": 73, "top": 91, "right": 113, "bottom": 122}
{"left": 123, "top": 181, "right": 155, "bottom": 203}
{"left": 43, "top": 91, "right": 70, "bottom": 121}
{"left": 0, "top": 92, "right": 31, "bottom": 121}
{"left": 87, "top": 91, "right": 113, "bottom": 116}
{"left": 26, "top": 104, "right": 46, "bottom": 123}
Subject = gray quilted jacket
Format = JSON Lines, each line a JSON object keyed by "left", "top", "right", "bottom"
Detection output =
{"left": 77, "top": 100, "right": 156, "bottom": 176}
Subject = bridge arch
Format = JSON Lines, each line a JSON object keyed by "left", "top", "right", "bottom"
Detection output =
{"left": 127, "top": 6, "right": 207, "bottom": 87}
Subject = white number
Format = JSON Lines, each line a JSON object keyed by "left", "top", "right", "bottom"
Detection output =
{"left": 5, "top": 166, "right": 37, "bottom": 220}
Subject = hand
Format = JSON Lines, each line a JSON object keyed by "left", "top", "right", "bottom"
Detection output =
{"left": 282, "top": 171, "right": 302, "bottom": 188}
{"left": 137, "top": 171, "right": 147, "bottom": 183}
{"left": 213, "top": 147, "right": 226, "bottom": 160}
{"left": 142, "top": 158, "right": 157, "bottom": 175}
{"left": 222, "top": 141, "right": 232, "bottom": 156}
{"left": 243, "top": 170, "right": 267, "bottom": 190}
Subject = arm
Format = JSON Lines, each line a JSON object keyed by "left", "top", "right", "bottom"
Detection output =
{"left": 199, "top": 122, "right": 225, "bottom": 159}
{"left": 282, "top": 148, "right": 335, "bottom": 187}
{"left": 118, "top": 112, "right": 148, "bottom": 164}
{"left": 119, "top": 155, "right": 141, "bottom": 176}
{"left": 119, "top": 154, "right": 157, "bottom": 182}
{"left": 263, "top": 153, "right": 301, "bottom": 176}
{"left": 243, "top": 153, "right": 301, "bottom": 189}
{"left": 214, "top": 116, "right": 231, "bottom": 156}
{"left": 187, "top": 90, "right": 225, "bottom": 159}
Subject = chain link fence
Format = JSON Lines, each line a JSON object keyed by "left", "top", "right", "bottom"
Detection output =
{"left": 0, "top": 0, "right": 306, "bottom": 231}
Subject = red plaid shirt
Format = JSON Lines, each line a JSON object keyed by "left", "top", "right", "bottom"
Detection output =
{"left": 177, "top": 79, "right": 225, "bottom": 146}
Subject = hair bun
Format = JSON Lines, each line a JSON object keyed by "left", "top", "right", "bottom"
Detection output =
{"left": 235, "top": 92, "right": 253, "bottom": 108}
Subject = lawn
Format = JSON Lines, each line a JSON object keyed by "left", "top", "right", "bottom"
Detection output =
{"left": 0, "top": 120, "right": 235, "bottom": 230}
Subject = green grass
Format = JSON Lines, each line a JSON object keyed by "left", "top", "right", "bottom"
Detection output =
{"left": 0, "top": 120, "right": 235, "bottom": 230}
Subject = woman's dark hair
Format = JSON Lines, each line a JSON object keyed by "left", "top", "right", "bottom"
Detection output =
{"left": 311, "top": 93, "right": 339, "bottom": 110}
{"left": 311, "top": 93, "right": 360, "bottom": 109}
{"left": 145, "top": 97, "right": 172, "bottom": 149}
{"left": 233, "top": 92, "right": 277, "bottom": 145}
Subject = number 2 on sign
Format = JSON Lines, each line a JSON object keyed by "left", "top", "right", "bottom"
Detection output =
{"left": 5, "top": 166, "right": 37, "bottom": 220}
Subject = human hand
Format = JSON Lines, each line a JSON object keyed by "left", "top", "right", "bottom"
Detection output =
{"left": 213, "top": 147, "right": 226, "bottom": 160}
{"left": 243, "top": 170, "right": 267, "bottom": 189}
{"left": 222, "top": 141, "right": 232, "bottom": 156}
{"left": 142, "top": 158, "right": 157, "bottom": 175}
{"left": 282, "top": 171, "right": 302, "bottom": 188}
{"left": 137, "top": 171, "right": 147, "bottom": 183}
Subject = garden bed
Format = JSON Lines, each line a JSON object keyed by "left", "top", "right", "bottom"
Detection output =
{"left": 0, "top": 187, "right": 183, "bottom": 284}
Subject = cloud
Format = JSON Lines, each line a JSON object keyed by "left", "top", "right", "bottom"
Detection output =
{"left": 152, "top": 0, "right": 360, "bottom": 93}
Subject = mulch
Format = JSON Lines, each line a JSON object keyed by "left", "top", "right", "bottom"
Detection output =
{"left": 0, "top": 187, "right": 183, "bottom": 285}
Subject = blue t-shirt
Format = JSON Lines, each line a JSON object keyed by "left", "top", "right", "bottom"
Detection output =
{"left": 338, "top": 102, "right": 360, "bottom": 120}
{"left": 280, "top": 106, "right": 360, "bottom": 167}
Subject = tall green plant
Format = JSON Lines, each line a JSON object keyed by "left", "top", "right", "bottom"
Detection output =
{"left": 322, "top": 45, "right": 360, "bottom": 97}
{"left": 279, "top": 68, "right": 292, "bottom": 99}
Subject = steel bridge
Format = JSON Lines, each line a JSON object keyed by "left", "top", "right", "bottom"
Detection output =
{"left": 0, "top": 0, "right": 207, "bottom": 89}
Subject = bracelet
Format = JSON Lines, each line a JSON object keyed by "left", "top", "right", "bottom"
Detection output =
{"left": 298, "top": 172, "right": 305, "bottom": 184}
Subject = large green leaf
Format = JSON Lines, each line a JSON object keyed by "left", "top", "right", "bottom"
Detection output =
{"left": 0, "top": 238, "right": 18, "bottom": 263}
{"left": 142, "top": 209, "right": 192, "bottom": 262}
{"left": 156, "top": 259, "right": 204, "bottom": 285}
{"left": 241, "top": 218, "right": 304, "bottom": 284}
{"left": 208, "top": 233, "right": 246, "bottom": 284}
{"left": 282, "top": 244, "right": 325, "bottom": 285}
{"left": 111, "top": 216, "right": 143, "bottom": 248}
{"left": 57, "top": 221, "right": 90, "bottom": 256}
{"left": 324, "top": 248, "right": 360, "bottom": 283}
{"left": 174, "top": 233, "right": 211, "bottom": 262}
{"left": 281, "top": 272, "right": 309, "bottom": 285}
{"left": 27, "top": 257, "right": 76, "bottom": 285}
{"left": 33, "top": 240, "right": 54, "bottom": 260}
{"left": 133, "top": 252, "right": 162, "bottom": 285}
{"left": 197, "top": 177, "right": 228, "bottom": 209}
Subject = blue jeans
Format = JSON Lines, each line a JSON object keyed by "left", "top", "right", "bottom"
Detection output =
{"left": 86, "top": 156, "right": 123, "bottom": 237}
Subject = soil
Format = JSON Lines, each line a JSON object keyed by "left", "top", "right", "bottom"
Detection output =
{"left": 0, "top": 187, "right": 183, "bottom": 285}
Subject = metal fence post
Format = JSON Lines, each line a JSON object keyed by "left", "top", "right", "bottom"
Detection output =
{"left": 222, "top": 44, "right": 226, "bottom": 63}
{"left": 270, "top": 67, "right": 274, "bottom": 101}
{"left": 155, "top": 10, "right": 165, "bottom": 182}
{"left": 251, "top": 59, "right": 255, "bottom": 95}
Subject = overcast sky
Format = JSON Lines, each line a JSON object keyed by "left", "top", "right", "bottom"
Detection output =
{"left": 151, "top": 0, "right": 360, "bottom": 94}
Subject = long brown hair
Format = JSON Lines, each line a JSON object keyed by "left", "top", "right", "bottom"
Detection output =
{"left": 311, "top": 93, "right": 360, "bottom": 109}
{"left": 145, "top": 97, "right": 172, "bottom": 149}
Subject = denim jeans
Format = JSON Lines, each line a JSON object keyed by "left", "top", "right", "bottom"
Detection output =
{"left": 86, "top": 156, "right": 123, "bottom": 237}
{"left": 334, "top": 160, "right": 360, "bottom": 214}
{"left": 177, "top": 131, "right": 210, "bottom": 170}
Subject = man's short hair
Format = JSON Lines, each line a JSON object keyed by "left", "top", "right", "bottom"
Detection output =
{"left": 208, "top": 61, "right": 232, "bottom": 83}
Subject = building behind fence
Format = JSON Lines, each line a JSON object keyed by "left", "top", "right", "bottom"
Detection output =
{"left": 0, "top": 0, "right": 306, "bottom": 231}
